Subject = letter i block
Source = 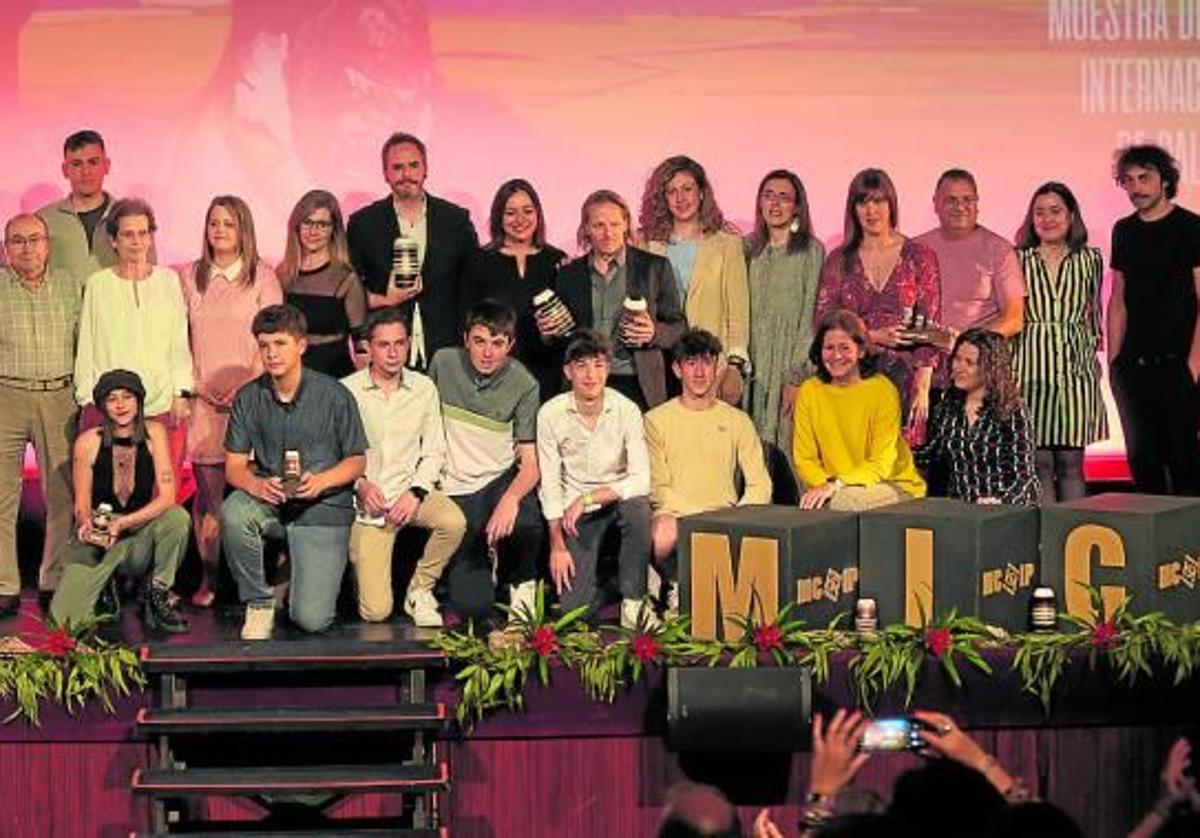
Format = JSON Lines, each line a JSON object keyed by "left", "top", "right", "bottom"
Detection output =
{"left": 679, "top": 505, "right": 859, "bottom": 641}
{"left": 857, "top": 498, "right": 1039, "bottom": 630}
{"left": 1040, "top": 494, "right": 1200, "bottom": 622}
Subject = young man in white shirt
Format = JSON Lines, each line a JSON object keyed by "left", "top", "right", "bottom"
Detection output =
{"left": 342, "top": 308, "right": 466, "bottom": 627}
{"left": 537, "top": 330, "right": 655, "bottom": 629}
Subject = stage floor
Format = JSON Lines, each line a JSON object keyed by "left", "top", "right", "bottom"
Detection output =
{"left": 0, "top": 587, "right": 448, "bottom": 649}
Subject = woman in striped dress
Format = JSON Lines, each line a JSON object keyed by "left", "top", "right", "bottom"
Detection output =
{"left": 1012, "top": 182, "right": 1108, "bottom": 502}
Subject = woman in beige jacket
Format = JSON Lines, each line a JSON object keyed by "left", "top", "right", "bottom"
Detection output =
{"left": 637, "top": 155, "right": 749, "bottom": 404}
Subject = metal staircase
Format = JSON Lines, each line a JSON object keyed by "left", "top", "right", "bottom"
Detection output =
{"left": 131, "top": 637, "right": 451, "bottom": 836}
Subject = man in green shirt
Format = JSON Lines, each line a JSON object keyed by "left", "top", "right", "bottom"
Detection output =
{"left": 37, "top": 130, "right": 119, "bottom": 288}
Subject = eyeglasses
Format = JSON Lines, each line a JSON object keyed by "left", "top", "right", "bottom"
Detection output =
{"left": 942, "top": 196, "right": 978, "bottom": 208}
{"left": 300, "top": 219, "right": 333, "bottom": 231}
{"left": 116, "top": 229, "right": 153, "bottom": 241}
{"left": 5, "top": 234, "right": 47, "bottom": 248}
{"left": 760, "top": 191, "right": 796, "bottom": 206}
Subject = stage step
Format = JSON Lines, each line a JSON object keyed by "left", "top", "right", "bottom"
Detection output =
{"left": 136, "top": 703, "right": 449, "bottom": 735}
{"left": 132, "top": 763, "right": 449, "bottom": 798}
{"left": 140, "top": 639, "right": 446, "bottom": 674}
{"left": 131, "top": 825, "right": 448, "bottom": 830}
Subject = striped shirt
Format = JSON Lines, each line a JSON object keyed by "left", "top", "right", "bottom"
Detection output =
{"left": 428, "top": 347, "right": 539, "bottom": 497}
{"left": 0, "top": 267, "right": 82, "bottom": 380}
{"left": 1012, "top": 247, "right": 1108, "bottom": 448}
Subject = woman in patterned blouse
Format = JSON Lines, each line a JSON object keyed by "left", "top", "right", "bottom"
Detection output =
{"left": 815, "top": 168, "right": 942, "bottom": 425}
{"left": 916, "top": 329, "right": 1040, "bottom": 506}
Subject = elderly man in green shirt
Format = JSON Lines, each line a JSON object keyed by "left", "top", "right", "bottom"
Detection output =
{"left": 0, "top": 213, "right": 83, "bottom": 614}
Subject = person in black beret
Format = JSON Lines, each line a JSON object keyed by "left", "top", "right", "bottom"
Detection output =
{"left": 49, "top": 369, "right": 189, "bottom": 633}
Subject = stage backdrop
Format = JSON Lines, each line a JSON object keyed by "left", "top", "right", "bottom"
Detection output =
{"left": 4, "top": 0, "right": 1200, "bottom": 472}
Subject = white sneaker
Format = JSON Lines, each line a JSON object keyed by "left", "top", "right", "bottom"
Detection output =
{"left": 664, "top": 582, "right": 680, "bottom": 621}
{"left": 621, "top": 598, "right": 662, "bottom": 632}
{"left": 404, "top": 588, "right": 444, "bottom": 628}
{"left": 241, "top": 603, "right": 275, "bottom": 640}
{"left": 507, "top": 580, "right": 538, "bottom": 627}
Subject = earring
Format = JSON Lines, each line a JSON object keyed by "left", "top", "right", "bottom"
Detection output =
{"left": 789, "top": 217, "right": 801, "bottom": 235}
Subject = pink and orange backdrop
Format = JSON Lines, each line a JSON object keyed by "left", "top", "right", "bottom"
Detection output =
{"left": 5, "top": 0, "right": 1200, "bottom": 471}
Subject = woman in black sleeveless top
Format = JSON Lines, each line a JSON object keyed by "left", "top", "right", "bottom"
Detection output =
{"left": 276, "top": 190, "right": 367, "bottom": 379}
{"left": 49, "top": 370, "right": 190, "bottom": 633}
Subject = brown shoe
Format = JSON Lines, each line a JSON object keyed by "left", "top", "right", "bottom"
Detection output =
{"left": 0, "top": 593, "right": 20, "bottom": 617}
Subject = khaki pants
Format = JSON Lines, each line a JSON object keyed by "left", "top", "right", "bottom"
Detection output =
{"left": 828, "top": 482, "right": 912, "bottom": 512}
{"left": 349, "top": 490, "right": 465, "bottom": 622}
{"left": 50, "top": 506, "right": 189, "bottom": 624}
{"left": 0, "top": 383, "right": 76, "bottom": 594}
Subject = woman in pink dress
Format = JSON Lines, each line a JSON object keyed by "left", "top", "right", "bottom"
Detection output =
{"left": 815, "top": 168, "right": 942, "bottom": 432}
{"left": 180, "top": 195, "right": 282, "bottom": 606}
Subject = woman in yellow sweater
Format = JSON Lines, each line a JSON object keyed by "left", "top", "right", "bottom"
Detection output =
{"left": 793, "top": 310, "right": 926, "bottom": 510}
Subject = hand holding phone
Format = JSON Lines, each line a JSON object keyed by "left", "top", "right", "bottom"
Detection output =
{"left": 811, "top": 709, "right": 872, "bottom": 798}
{"left": 858, "top": 717, "right": 926, "bottom": 752}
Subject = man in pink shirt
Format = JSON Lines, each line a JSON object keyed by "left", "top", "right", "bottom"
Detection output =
{"left": 915, "top": 169, "right": 1026, "bottom": 356}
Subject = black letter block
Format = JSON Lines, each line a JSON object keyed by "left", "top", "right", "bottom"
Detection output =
{"left": 858, "top": 498, "right": 1039, "bottom": 630}
{"left": 1040, "top": 493, "right": 1200, "bottom": 622}
{"left": 680, "top": 506, "right": 859, "bottom": 640}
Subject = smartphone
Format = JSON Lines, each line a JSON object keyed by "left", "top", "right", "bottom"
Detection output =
{"left": 858, "top": 717, "right": 924, "bottom": 752}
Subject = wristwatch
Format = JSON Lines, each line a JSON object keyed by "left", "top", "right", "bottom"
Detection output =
{"left": 728, "top": 355, "right": 751, "bottom": 377}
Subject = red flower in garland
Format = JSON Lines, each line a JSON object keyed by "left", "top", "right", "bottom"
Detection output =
{"left": 925, "top": 627, "right": 953, "bottom": 658}
{"left": 528, "top": 625, "right": 559, "bottom": 658}
{"left": 753, "top": 624, "right": 785, "bottom": 653}
{"left": 30, "top": 625, "right": 77, "bottom": 658}
{"left": 1090, "top": 620, "right": 1119, "bottom": 649}
{"left": 630, "top": 633, "right": 660, "bottom": 663}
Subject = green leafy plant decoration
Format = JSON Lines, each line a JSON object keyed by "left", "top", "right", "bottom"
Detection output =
{"left": 847, "top": 593, "right": 993, "bottom": 710}
{"left": 431, "top": 582, "right": 1200, "bottom": 729}
{"left": 0, "top": 615, "right": 145, "bottom": 726}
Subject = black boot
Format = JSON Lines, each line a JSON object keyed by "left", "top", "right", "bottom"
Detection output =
{"left": 96, "top": 578, "right": 120, "bottom": 617}
{"left": 143, "top": 583, "right": 188, "bottom": 634}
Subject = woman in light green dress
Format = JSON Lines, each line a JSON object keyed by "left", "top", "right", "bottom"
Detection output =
{"left": 745, "top": 169, "right": 825, "bottom": 474}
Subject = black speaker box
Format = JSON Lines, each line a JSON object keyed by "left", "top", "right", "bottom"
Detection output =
{"left": 666, "top": 667, "right": 812, "bottom": 753}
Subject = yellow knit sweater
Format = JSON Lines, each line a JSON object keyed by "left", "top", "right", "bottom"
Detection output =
{"left": 792, "top": 374, "right": 926, "bottom": 497}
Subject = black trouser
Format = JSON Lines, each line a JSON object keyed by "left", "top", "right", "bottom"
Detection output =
{"left": 608, "top": 374, "right": 648, "bottom": 412}
{"left": 1110, "top": 354, "right": 1200, "bottom": 495}
{"left": 558, "top": 497, "right": 652, "bottom": 613}
{"left": 444, "top": 470, "right": 544, "bottom": 623}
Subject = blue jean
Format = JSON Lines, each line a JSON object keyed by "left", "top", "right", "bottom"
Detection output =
{"left": 220, "top": 490, "right": 349, "bottom": 633}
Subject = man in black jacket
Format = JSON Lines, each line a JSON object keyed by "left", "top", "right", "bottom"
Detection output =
{"left": 552, "top": 189, "right": 686, "bottom": 410}
{"left": 347, "top": 132, "right": 478, "bottom": 369}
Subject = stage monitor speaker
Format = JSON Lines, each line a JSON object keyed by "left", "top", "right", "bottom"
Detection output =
{"left": 666, "top": 667, "right": 811, "bottom": 753}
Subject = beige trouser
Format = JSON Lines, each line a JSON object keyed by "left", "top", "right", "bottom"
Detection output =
{"left": 348, "top": 490, "right": 466, "bottom": 622}
{"left": 828, "top": 482, "right": 912, "bottom": 512}
{"left": 0, "top": 383, "right": 76, "bottom": 594}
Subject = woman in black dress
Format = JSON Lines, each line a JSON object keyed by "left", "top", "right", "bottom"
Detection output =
{"left": 276, "top": 189, "right": 366, "bottom": 379}
{"left": 460, "top": 179, "right": 566, "bottom": 399}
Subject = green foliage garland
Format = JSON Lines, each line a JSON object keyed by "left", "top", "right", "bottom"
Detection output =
{"left": 432, "top": 582, "right": 1200, "bottom": 726}
{"left": 0, "top": 616, "right": 145, "bottom": 726}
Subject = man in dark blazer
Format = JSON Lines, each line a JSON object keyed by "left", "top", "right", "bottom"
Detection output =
{"left": 347, "top": 132, "right": 478, "bottom": 369}
{"left": 551, "top": 190, "right": 685, "bottom": 409}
